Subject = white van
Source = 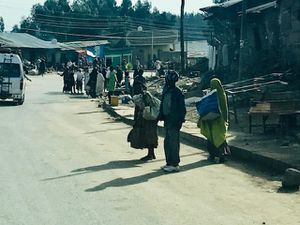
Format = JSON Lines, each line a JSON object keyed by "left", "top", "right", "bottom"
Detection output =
{"left": 0, "top": 53, "right": 26, "bottom": 105}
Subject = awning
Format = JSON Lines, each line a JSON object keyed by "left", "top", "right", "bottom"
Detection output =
{"left": 0, "top": 33, "right": 61, "bottom": 49}
{"left": 62, "top": 40, "right": 109, "bottom": 50}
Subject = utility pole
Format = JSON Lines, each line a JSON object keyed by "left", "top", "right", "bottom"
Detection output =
{"left": 238, "top": 0, "right": 247, "bottom": 80}
{"left": 151, "top": 30, "right": 154, "bottom": 64}
{"left": 180, "top": 0, "right": 185, "bottom": 74}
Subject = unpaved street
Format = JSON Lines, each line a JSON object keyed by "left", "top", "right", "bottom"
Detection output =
{"left": 0, "top": 74, "right": 299, "bottom": 225}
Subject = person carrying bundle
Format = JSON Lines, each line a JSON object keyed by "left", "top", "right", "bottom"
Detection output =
{"left": 197, "top": 78, "right": 230, "bottom": 163}
{"left": 127, "top": 71, "right": 159, "bottom": 161}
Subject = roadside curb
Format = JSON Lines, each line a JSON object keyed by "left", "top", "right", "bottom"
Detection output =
{"left": 103, "top": 102, "right": 295, "bottom": 173}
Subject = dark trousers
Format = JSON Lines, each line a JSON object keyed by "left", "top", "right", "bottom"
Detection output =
{"left": 164, "top": 126, "right": 180, "bottom": 166}
{"left": 108, "top": 91, "right": 113, "bottom": 104}
{"left": 207, "top": 141, "right": 220, "bottom": 158}
{"left": 207, "top": 141, "right": 229, "bottom": 158}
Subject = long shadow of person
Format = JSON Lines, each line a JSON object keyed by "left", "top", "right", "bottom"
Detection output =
{"left": 42, "top": 159, "right": 146, "bottom": 181}
{"left": 85, "top": 159, "right": 212, "bottom": 192}
{"left": 42, "top": 153, "right": 204, "bottom": 182}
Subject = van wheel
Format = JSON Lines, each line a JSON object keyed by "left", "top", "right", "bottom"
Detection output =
{"left": 18, "top": 95, "right": 25, "bottom": 105}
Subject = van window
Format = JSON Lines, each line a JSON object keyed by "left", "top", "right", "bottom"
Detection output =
{"left": 0, "top": 63, "right": 21, "bottom": 78}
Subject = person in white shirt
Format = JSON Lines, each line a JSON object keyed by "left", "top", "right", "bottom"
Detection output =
{"left": 75, "top": 68, "right": 84, "bottom": 94}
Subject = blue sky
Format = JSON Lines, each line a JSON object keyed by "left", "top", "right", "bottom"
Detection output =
{"left": 0, "top": 0, "right": 214, "bottom": 31}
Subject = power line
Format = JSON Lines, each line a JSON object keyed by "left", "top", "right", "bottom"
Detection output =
{"left": 31, "top": 16, "right": 213, "bottom": 33}
{"left": 22, "top": 28, "right": 178, "bottom": 40}
{"left": 32, "top": 13, "right": 212, "bottom": 30}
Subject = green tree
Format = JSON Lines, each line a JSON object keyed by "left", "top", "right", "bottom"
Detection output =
{"left": 0, "top": 16, "right": 4, "bottom": 32}
{"left": 133, "top": 0, "right": 151, "bottom": 18}
{"left": 119, "top": 0, "right": 133, "bottom": 16}
{"left": 11, "top": 25, "right": 20, "bottom": 33}
{"left": 72, "top": 0, "right": 117, "bottom": 16}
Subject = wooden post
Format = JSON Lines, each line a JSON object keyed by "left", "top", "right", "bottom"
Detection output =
{"left": 180, "top": 0, "right": 185, "bottom": 74}
{"left": 238, "top": 0, "right": 247, "bottom": 80}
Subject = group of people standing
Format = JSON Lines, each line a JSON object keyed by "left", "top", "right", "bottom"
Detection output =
{"left": 60, "top": 65, "right": 83, "bottom": 94}
{"left": 60, "top": 61, "right": 130, "bottom": 102}
{"left": 128, "top": 70, "right": 229, "bottom": 172}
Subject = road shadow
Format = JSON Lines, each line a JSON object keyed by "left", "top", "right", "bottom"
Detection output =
{"left": 84, "top": 127, "right": 129, "bottom": 134}
{"left": 69, "top": 95, "right": 89, "bottom": 99}
{"left": 0, "top": 101, "right": 17, "bottom": 107}
{"left": 45, "top": 91, "right": 65, "bottom": 96}
{"left": 100, "top": 121, "right": 124, "bottom": 125}
{"left": 85, "top": 159, "right": 212, "bottom": 192}
{"left": 76, "top": 111, "right": 102, "bottom": 115}
{"left": 42, "top": 159, "right": 148, "bottom": 181}
{"left": 277, "top": 186, "right": 299, "bottom": 193}
{"left": 41, "top": 153, "right": 202, "bottom": 182}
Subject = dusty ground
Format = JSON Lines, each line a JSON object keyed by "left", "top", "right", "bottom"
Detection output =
{"left": 0, "top": 73, "right": 299, "bottom": 225}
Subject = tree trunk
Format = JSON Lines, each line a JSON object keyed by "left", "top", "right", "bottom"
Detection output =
{"left": 180, "top": 0, "right": 185, "bottom": 74}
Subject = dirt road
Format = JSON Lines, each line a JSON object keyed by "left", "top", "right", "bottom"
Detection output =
{"left": 0, "top": 74, "right": 299, "bottom": 225}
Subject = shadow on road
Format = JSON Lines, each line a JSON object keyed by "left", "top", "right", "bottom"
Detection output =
{"left": 76, "top": 111, "right": 102, "bottom": 115}
{"left": 0, "top": 101, "right": 17, "bottom": 107}
{"left": 277, "top": 186, "right": 299, "bottom": 193}
{"left": 69, "top": 95, "right": 89, "bottom": 99}
{"left": 85, "top": 159, "right": 212, "bottom": 192}
{"left": 84, "top": 127, "right": 129, "bottom": 134}
{"left": 100, "top": 121, "right": 125, "bottom": 125}
{"left": 41, "top": 153, "right": 202, "bottom": 182}
{"left": 45, "top": 91, "right": 65, "bottom": 95}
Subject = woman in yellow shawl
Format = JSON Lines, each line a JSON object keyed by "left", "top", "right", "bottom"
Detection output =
{"left": 198, "top": 78, "right": 229, "bottom": 163}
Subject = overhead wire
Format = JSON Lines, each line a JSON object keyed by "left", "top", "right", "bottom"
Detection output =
{"left": 23, "top": 28, "right": 179, "bottom": 40}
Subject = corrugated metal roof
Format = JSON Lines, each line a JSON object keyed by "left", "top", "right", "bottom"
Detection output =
{"left": 0, "top": 33, "right": 61, "bottom": 49}
{"left": 62, "top": 40, "right": 109, "bottom": 50}
{"left": 246, "top": 1, "right": 277, "bottom": 13}
{"left": 200, "top": 0, "right": 242, "bottom": 11}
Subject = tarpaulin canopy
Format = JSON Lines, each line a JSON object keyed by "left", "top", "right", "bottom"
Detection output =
{"left": 0, "top": 33, "right": 62, "bottom": 49}
{"left": 61, "top": 40, "right": 109, "bottom": 50}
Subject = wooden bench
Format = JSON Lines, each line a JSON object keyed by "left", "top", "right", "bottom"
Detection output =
{"left": 248, "top": 99, "right": 300, "bottom": 133}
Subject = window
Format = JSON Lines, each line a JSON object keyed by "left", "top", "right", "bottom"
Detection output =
{"left": 0, "top": 63, "right": 21, "bottom": 78}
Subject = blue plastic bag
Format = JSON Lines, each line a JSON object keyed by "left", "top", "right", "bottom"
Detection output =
{"left": 196, "top": 90, "right": 220, "bottom": 120}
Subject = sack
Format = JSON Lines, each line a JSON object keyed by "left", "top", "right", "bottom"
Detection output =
{"left": 127, "top": 128, "right": 143, "bottom": 149}
{"left": 132, "top": 94, "right": 145, "bottom": 109}
{"left": 196, "top": 90, "right": 220, "bottom": 120}
{"left": 143, "top": 106, "right": 159, "bottom": 120}
{"left": 142, "top": 91, "right": 161, "bottom": 120}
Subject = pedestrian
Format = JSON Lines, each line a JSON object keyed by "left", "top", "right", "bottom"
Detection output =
{"left": 87, "top": 67, "right": 98, "bottom": 98}
{"left": 121, "top": 58, "right": 126, "bottom": 71}
{"left": 128, "top": 74, "right": 158, "bottom": 160}
{"left": 124, "top": 70, "right": 131, "bottom": 94}
{"left": 135, "top": 56, "right": 141, "bottom": 70}
{"left": 107, "top": 66, "right": 116, "bottom": 104}
{"left": 83, "top": 67, "right": 90, "bottom": 95}
{"left": 197, "top": 78, "right": 229, "bottom": 163}
{"left": 116, "top": 66, "right": 123, "bottom": 87}
{"left": 75, "top": 68, "right": 83, "bottom": 94}
{"left": 158, "top": 70, "right": 186, "bottom": 172}
{"left": 39, "top": 58, "right": 46, "bottom": 76}
{"left": 95, "top": 70, "right": 105, "bottom": 98}
{"left": 69, "top": 66, "right": 76, "bottom": 94}
{"left": 132, "top": 69, "right": 146, "bottom": 95}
